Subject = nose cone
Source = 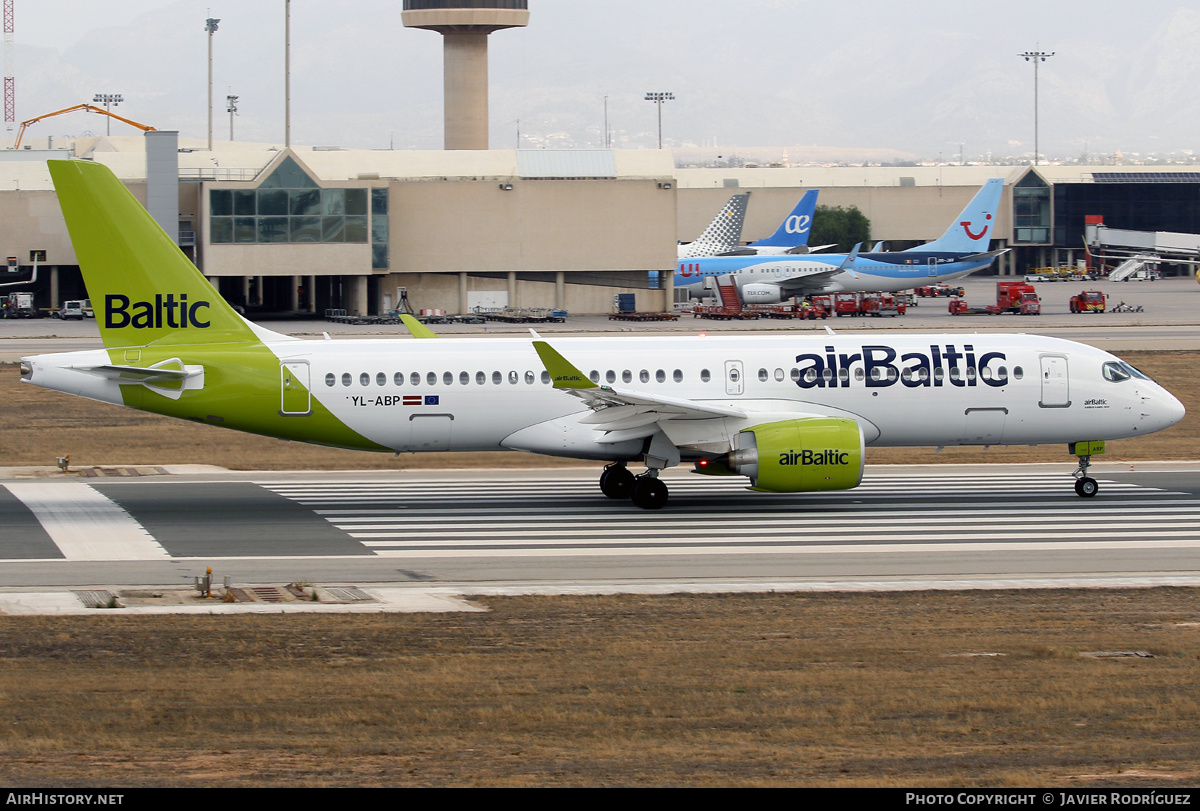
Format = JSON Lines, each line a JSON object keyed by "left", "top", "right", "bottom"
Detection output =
{"left": 1148, "top": 387, "right": 1186, "bottom": 434}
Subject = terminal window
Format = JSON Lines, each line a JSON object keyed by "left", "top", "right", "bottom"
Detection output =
{"left": 209, "top": 157, "right": 371, "bottom": 245}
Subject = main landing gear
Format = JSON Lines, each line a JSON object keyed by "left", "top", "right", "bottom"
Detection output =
{"left": 599, "top": 462, "right": 669, "bottom": 510}
{"left": 1072, "top": 453, "right": 1099, "bottom": 498}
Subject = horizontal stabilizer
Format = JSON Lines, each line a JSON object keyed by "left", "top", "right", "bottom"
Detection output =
{"left": 72, "top": 358, "right": 204, "bottom": 400}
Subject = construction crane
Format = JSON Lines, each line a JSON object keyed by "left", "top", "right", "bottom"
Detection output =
{"left": 13, "top": 103, "right": 156, "bottom": 149}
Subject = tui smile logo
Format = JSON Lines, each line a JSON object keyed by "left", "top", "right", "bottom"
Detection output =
{"left": 105, "top": 294, "right": 211, "bottom": 329}
{"left": 960, "top": 213, "right": 992, "bottom": 241}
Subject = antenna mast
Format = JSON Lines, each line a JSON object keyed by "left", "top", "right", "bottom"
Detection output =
{"left": 4, "top": 0, "right": 14, "bottom": 132}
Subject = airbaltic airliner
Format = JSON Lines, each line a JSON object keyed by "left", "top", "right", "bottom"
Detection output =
{"left": 676, "top": 179, "right": 1007, "bottom": 303}
{"left": 20, "top": 161, "right": 1185, "bottom": 509}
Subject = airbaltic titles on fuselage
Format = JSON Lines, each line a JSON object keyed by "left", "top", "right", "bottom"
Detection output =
{"left": 794, "top": 344, "right": 1010, "bottom": 389}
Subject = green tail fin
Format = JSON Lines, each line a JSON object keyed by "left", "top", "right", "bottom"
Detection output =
{"left": 48, "top": 159, "right": 258, "bottom": 349}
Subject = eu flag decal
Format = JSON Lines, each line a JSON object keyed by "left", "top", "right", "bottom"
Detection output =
{"left": 425, "top": 395, "right": 440, "bottom": 406}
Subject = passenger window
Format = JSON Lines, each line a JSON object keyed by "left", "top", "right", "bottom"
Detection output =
{"left": 855, "top": 368, "right": 865, "bottom": 381}
{"left": 525, "top": 370, "right": 535, "bottom": 384}
{"left": 508, "top": 371, "right": 518, "bottom": 385}
{"left": 758, "top": 368, "right": 768, "bottom": 382}
{"left": 1014, "top": 366, "right": 1024, "bottom": 380}
{"left": 656, "top": 370, "right": 666, "bottom": 383}
{"left": 790, "top": 368, "right": 801, "bottom": 382}
{"left": 606, "top": 370, "right": 616, "bottom": 384}
{"left": 394, "top": 372, "right": 404, "bottom": 386}
{"left": 774, "top": 368, "right": 784, "bottom": 382}
{"left": 589, "top": 370, "right": 600, "bottom": 383}
{"left": 950, "top": 367, "right": 962, "bottom": 381}
{"left": 410, "top": 372, "right": 420, "bottom": 386}
{"left": 492, "top": 371, "right": 502, "bottom": 385}
{"left": 443, "top": 371, "right": 453, "bottom": 385}
{"left": 476, "top": 371, "right": 486, "bottom": 385}
{"left": 804, "top": 369, "right": 818, "bottom": 383}
{"left": 673, "top": 369, "right": 683, "bottom": 382}
{"left": 839, "top": 368, "right": 850, "bottom": 382}
{"left": 426, "top": 371, "right": 436, "bottom": 386}
{"left": 700, "top": 369, "right": 711, "bottom": 382}
{"left": 640, "top": 370, "right": 650, "bottom": 383}
{"left": 541, "top": 371, "right": 550, "bottom": 384}
{"left": 376, "top": 372, "right": 386, "bottom": 386}
{"left": 325, "top": 373, "right": 335, "bottom": 387}
{"left": 359, "top": 372, "right": 370, "bottom": 386}
{"left": 460, "top": 371, "right": 470, "bottom": 385}
{"left": 622, "top": 370, "right": 632, "bottom": 384}
{"left": 341, "top": 373, "right": 352, "bottom": 387}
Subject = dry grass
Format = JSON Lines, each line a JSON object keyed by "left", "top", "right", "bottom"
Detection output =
{"left": 3, "top": 350, "right": 1197, "bottom": 469}
{"left": 3, "top": 590, "right": 1200, "bottom": 787}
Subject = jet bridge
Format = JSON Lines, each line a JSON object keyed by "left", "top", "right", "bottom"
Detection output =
{"left": 1086, "top": 223, "right": 1200, "bottom": 276}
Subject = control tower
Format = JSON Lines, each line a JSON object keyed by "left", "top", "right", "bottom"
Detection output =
{"left": 402, "top": 1, "right": 530, "bottom": 150}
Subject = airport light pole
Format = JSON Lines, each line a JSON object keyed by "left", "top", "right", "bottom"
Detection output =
{"left": 205, "top": 17, "right": 219, "bottom": 151}
{"left": 227, "top": 94, "right": 239, "bottom": 141}
{"left": 1020, "top": 48, "right": 1054, "bottom": 166}
{"left": 92, "top": 93, "right": 122, "bottom": 136}
{"left": 644, "top": 91, "right": 674, "bottom": 149}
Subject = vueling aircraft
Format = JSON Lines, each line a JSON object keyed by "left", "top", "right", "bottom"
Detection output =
{"left": 20, "top": 161, "right": 1185, "bottom": 509}
{"left": 677, "top": 193, "right": 749, "bottom": 258}
{"left": 675, "top": 178, "right": 1007, "bottom": 303}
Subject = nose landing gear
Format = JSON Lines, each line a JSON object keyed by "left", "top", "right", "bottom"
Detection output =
{"left": 1072, "top": 451, "right": 1099, "bottom": 498}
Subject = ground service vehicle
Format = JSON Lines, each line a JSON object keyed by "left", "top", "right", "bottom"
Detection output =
{"left": 859, "top": 293, "right": 905, "bottom": 317}
{"left": 19, "top": 160, "right": 1188, "bottom": 509}
{"left": 1, "top": 292, "right": 38, "bottom": 318}
{"left": 995, "top": 282, "right": 1039, "bottom": 313}
{"left": 914, "top": 284, "right": 964, "bottom": 298}
{"left": 833, "top": 292, "right": 861, "bottom": 316}
{"left": 949, "top": 282, "right": 1040, "bottom": 316}
{"left": 55, "top": 300, "right": 86, "bottom": 320}
{"left": 1069, "top": 290, "right": 1106, "bottom": 313}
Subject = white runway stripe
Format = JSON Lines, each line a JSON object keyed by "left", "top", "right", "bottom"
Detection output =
{"left": 3, "top": 482, "right": 169, "bottom": 561}
{"left": 255, "top": 473, "right": 1200, "bottom": 559}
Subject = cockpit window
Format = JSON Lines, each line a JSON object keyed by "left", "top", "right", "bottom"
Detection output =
{"left": 1119, "top": 361, "right": 1151, "bottom": 381}
{"left": 1103, "top": 361, "right": 1131, "bottom": 383}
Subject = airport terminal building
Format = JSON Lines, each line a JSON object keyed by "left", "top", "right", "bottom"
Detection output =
{"left": 2, "top": 133, "right": 1198, "bottom": 316}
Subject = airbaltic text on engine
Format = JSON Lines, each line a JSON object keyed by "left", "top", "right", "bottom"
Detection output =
{"left": 105, "top": 294, "right": 211, "bottom": 329}
{"left": 795, "top": 344, "right": 1006, "bottom": 388}
{"left": 779, "top": 449, "right": 850, "bottom": 466}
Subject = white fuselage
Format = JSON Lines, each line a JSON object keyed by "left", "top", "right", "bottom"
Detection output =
{"left": 23, "top": 332, "right": 1183, "bottom": 463}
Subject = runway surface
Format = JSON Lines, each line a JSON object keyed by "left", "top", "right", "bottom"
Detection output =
{"left": 2, "top": 464, "right": 1199, "bottom": 595}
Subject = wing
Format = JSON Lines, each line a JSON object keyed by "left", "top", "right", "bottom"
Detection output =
{"left": 532, "top": 340, "right": 744, "bottom": 444}
{"left": 776, "top": 243, "right": 862, "bottom": 296}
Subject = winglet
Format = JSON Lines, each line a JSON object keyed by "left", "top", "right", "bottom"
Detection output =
{"left": 532, "top": 341, "right": 597, "bottom": 389}
{"left": 838, "top": 243, "right": 862, "bottom": 279}
{"left": 399, "top": 313, "right": 439, "bottom": 339}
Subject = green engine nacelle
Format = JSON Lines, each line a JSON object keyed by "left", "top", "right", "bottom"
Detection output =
{"left": 726, "top": 417, "right": 864, "bottom": 493}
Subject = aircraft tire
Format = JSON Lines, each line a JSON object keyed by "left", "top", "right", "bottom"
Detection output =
{"left": 1074, "top": 477, "right": 1099, "bottom": 498}
{"left": 631, "top": 476, "right": 668, "bottom": 510}
{"left": 600, "top": 465, "right": 635, "bottom": 499}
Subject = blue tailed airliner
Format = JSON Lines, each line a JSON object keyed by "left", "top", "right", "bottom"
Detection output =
{"left": 675, "top": 179, "right": 1005, "bottom": 303}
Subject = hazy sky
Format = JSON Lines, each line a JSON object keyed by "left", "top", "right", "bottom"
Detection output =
{"left": 9, "top": 1, "right": 1200, "bottom": 160}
